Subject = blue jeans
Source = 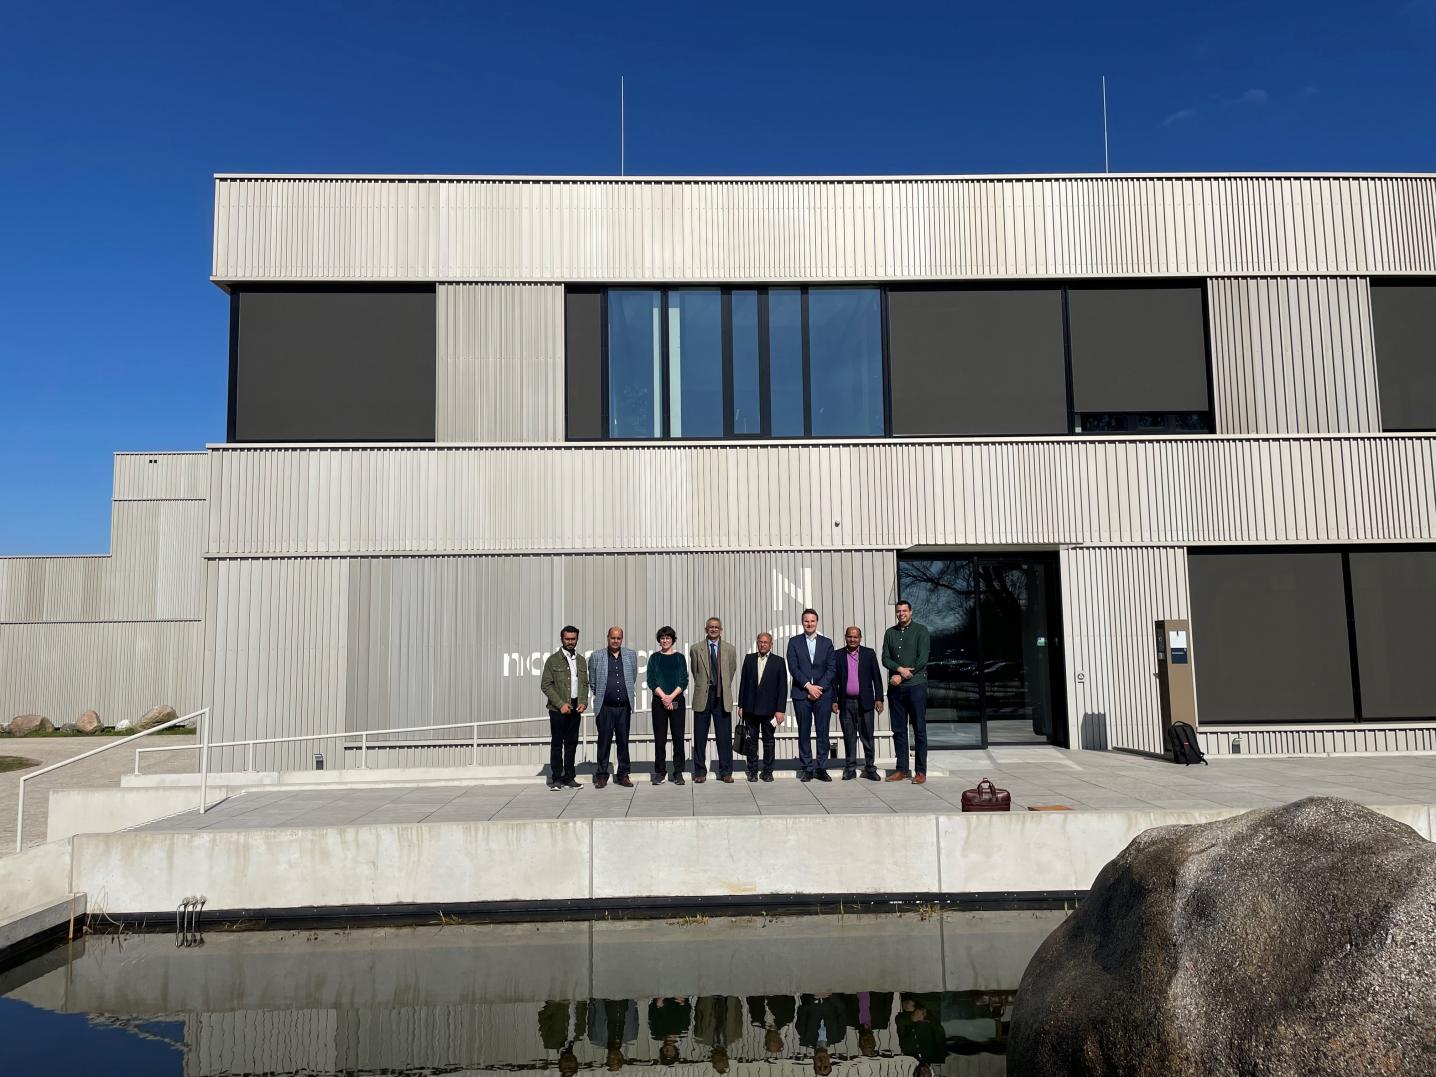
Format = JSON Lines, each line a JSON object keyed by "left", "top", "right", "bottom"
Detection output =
{"left": 889, "top": 682, "right": 928, "bottom": 775}
{"left": 792, "top": 694, "right": 833, "bottom": 773}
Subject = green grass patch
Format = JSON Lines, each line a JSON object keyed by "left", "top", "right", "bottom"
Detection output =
{"left": 0, "top": 756, "right": 41, "bottom": 773}
{"left": 0, "top": 727, "right": 196, "bottom": 739}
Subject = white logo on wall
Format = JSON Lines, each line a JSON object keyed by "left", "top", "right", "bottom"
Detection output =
{"left": 770, "top": 566, "right": 812, "bottom": 643}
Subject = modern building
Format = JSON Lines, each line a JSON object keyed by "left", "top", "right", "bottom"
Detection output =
{"left": 4, "top": 172, "right": 1436, "bottom": 765}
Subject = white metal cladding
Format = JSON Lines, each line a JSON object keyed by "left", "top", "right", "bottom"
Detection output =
{"left": 435, "top": 283, "right": 564, "bottom": 442}
{"left": 205, "top": 436, "right": 1436, "bottom": 557}
{"left": 0, "top": 500, "right": 205, "bottom": 622}
{"left": 1060, "top": 546, "right": 1191, "bottom": 755}
{"left": 1198, "top": 724, "right": 1436, "bottom": 756}
{"left": 1209, "top": 277, "right": 1382, "bottom": 434}
{"left": 205, "top": 551, "right": 895, "bottom": 770}
{"left": 212, "top": 175, "right": 1436, "bottom": 282}
{"left": 0, "top": 620, "right": 203, "bottom": 723}
{"left": 112, "top": 452, "right": 209, "bottom": 501}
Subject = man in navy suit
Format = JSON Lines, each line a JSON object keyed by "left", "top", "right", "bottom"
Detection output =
{"left": 831, "top": 626, "right": 885, "bottom": 781}
{"left": 786, "top": 608, "right": 836, "bottom": 781}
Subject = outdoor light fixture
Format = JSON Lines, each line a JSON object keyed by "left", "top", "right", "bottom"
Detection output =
{"left": 313, "top": 752, "right": 325, "bottom": 770}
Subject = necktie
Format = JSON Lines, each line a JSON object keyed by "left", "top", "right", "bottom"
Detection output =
{"left": 710, "top": 641, "right": 719, "bottom": 682}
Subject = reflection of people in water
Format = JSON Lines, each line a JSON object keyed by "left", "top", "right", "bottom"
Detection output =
{"left": 539, "top": 999, "right": 589, "bottom": 1065}
{"left": 813, "top": 1045, "right": 833, "bottom": 1075}
{"left": 695, "top": 995, "right": 742, "bottom": 1073}
{"left": 747, "top": 994, "right": 795, "bottom": 1057}
{"left": 650, "top": 997, "right": 692, "bottom": 1066}
{"left": 797, "top": 994, "right": 847, "bottom": 1074}
{"left": 912, "top": 1063, "right": 932, "bottom": 1077}
{"left": 841, "top": 991, "right": 893, "bottom": 1057}
{"left": 558, "top": 1051, "right": 579, "bottom": 1077}
{"left": 896, "top": 994, "right": 947, "bottom": 1063}
{"left": 589, "top": 997, "right": 639, "bottom": 1071}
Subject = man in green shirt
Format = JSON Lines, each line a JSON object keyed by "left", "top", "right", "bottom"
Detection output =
{"left": 881, "top": 600, "right": 930, "bottom": 783}
{"left": 540, "top": 626, "right": 588, "bottom": 790}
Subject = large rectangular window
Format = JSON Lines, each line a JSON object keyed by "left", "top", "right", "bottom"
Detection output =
{"left": 1348, "top": 549, "right": 1436, "bottom": 719}
{"left": 601, "top": 286, "right": 886, "bottom": 439}
{"left": 1371, "top": 282, "right": 1436, "bottom": 431}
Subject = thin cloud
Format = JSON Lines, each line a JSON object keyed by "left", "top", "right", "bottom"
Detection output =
{"left": 1159, "top": 107, "right": 1199, "bottom": 128}
{"left": 1224, "top": 88, "right": 1270, "bottom": 107}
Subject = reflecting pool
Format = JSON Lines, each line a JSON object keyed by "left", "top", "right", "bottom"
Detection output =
{"left": 0, "top": 909, "right": 1065, "bottom": 1076}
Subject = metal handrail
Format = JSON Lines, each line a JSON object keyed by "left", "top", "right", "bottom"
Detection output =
{"left": 15, "top": 708, "right": 208, "bottom": 853}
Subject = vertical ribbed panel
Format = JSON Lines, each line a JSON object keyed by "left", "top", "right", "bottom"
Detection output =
{"left": 207, "top": 551, "right": 894, "bottom": 769}
{"left": 214, "top": 175, "right": 1436, "bottom": 282}
{"left": 1060, "top": 546, "right": 1190, "bottom": 755}
{"left": 0, "top": 621, "right": 202, "bottom": 724}
{"left": 1199, "top": 724, "right": 1436, "bottom": 756}
{"left": 205, "top": 437, "right": 1436, "bottom": 557}
{"left": 435, "top": 284, "right": 564, "bottom": 442}
{"left": 1209, "top": 277, "right": 1382, "bottom": 434}
{"left": 112, "top": 452, "right": 209, "bottom": 500}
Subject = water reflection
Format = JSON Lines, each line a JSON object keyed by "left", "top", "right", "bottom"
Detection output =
{"left": 0, "top": 910, "right": 1063, "bottom": 1076}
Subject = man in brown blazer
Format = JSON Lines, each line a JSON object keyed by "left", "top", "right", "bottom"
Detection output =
{"left": 688, "top": 617, "right": 738, "bottom": 783}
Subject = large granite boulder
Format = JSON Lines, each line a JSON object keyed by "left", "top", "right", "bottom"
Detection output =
{"left": 74, "top": 710, "right": 103, "bottom": 734}
{"left": 1009, "top": 798, "right": 1436, "bottom": 1077}
{"left": 136, "top": 704, "right": 178, "bottom": 731}
{"left": 6, "top": 715, "right": 53, "bottom": 737}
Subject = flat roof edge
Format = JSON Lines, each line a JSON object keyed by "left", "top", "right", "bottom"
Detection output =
{"left": 212, "top": 171, "right": 1436, "bottom": 182}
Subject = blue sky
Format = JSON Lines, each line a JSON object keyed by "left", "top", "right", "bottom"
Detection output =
{"left": 1, "top": 0, "right": 1434, "bottom": 553}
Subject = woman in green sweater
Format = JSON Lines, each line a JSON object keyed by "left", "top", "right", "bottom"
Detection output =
{"left": 647, "top": 626, "right": 690, "bottom": 786}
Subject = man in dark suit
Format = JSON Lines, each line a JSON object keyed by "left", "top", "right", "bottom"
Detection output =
{"left": 785, "top": 608, "right": 836, "bottom": 782}
{"left": 831, "top": 626, "right": 885, "bottom": 781}
{"left": 737, "top": 632, "right": 788, "bottom": 782}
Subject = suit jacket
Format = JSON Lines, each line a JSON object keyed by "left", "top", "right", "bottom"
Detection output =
{"left": 786, "top": 633, "right": 837, "bottom": 701}
{"left": 831, "top": 646, "right": 885, "bottom": 712}
{"left": 688, "top": 638, "right": 738, "bottom": 711}
{"left": 746, "top": 994, "right": 796, "bottom": 1029}
{"left": 796, "top": 994, "right": 849, "bottom": 1049}
{"left": 541, "top": 648, "right": 589, "bottom": 711}
{"left": 648, "top": 998, "right": 693, "bottom": 1039}
{"left": 694, "top": 995, "right": 744, "bottom": 1047}
{"left": 738, "top": 652, "right": 789, "bottom": 718}
{"left": 839, "top": 991, "right": 894, "bottom": 1031}
{"left": 538, "top": 1000, "right": 589, "bottom": 1050}
{"left": 587, "top": 647, "right": 638, "bottom": 709}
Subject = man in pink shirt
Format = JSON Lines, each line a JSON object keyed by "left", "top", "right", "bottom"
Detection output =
{"left": 831, "top": 626, "right": 885, "bottom": 780}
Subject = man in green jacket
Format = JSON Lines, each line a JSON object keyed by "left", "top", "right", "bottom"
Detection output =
{"left": 882, "top": 600, "right": 931, "bottom": 783}
{"left": 541, "top": 625, "right": 588, "bottom": 790}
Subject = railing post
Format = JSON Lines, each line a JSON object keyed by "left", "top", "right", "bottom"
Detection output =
{"left": 199, "top": 709, "right": 211, "bottom": 815}
{"left": 360, "top": 732, "right": 367, "bottom": 769}
{"left": 15, "top": 779, "right": 25, "bottom": 853}
{"left": 246, "top": 742, "right": 254, "bottom": 773}
{"left": 472, "top": 723, "right": 480, "bottom": 767}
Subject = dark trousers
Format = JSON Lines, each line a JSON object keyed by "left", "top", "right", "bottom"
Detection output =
{"left": 595, "top": 703, "right": 631, "bottom": 778}
{"left": 839, "top": 698, "right": 877, "bottom": 771}
{"left": 652, "top": 700, "right": 687, "bottom": 774}
{"left": 548, "top": 705, "right": 580, "bottom": 781}
{"left": 742, "top": 716, "right": 777, "bottom": 776}
{"left": 693, "top": 688, "right": 733, "bottom": 777}
{"left": 792, "top": 694, "right": 833, "bottom": 773}
{"left": 890, "top": 682, "right": 928, "bottom": 775}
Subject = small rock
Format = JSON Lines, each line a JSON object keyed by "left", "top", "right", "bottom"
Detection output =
{"left": 7, "top": 715, "right": 53, "bottom": 737}
{"left": 136, "top": 705, "right": 178, "bottom": 731}
{"left": 75, "top": 710, "right": 103, "bottom": 735}
{"left": 115, "top": 719, "right": 134, "bottom": 732}
{"left": 58, "top": 722, "right": 79, "bottom": 733}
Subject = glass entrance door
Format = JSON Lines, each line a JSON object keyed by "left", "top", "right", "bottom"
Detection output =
{"left": 897, "top": 554, "right": 1066, "bottom": 749}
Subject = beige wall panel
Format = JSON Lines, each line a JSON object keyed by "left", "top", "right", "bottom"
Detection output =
{"left": 435, "top": 283, "right": 564, "bottom": 442}
{"left": 1060, "top": 546, "right": 1190, "bottom": 755}
{"left": 207, "top": 436, "right": 1436, "bottom": 558}
{"left": 1210, "top": 277, "right": 1382, "bottom": 434}
{"left": 213, "top": 175, "right": 1436, "bottom": 282}
{"left": 0, "top": 620, "right": 202, "bottom": 725}
{"left": 113, "top": 452, "right": 209, "bottom": 501}
{"left": 1198, "top": 724, "right": 1436, "bottom": 756}
{"left": 209, "top": 552, "right": 894, "bottom": 768}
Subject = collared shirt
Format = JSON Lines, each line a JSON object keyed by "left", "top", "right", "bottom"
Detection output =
{"left": 857, "top": 992, "right": 872, "bottom": 1027}
{"left": 708, "top": 639, "right": 720, "bottom": 697}
{"left": 603, "top": 649, "right": 629, "bottom": 707}
{"left": 756, "top": 653, "right": 769, "bottom": 680}
{"left": 562, "top": 648, "right": 579, "bottom": 702}
{"left": 845, "top": 648, "right": 860, "bottom": 695}
{"left": 805, "top": 632, "right": 817, "bottom": 662}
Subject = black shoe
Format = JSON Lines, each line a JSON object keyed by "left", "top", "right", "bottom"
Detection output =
{"left": 815, "top": 769, "right": 833, "bottom": 782}
{"left": 671, "top": 772, "right": 685, "bottom": 786}
{"left": 546, "top": 778, "right": 560, "bottom": 790}
{"left": 863, "top": 768, "right": 881, "bottom": 782}
{"left": 842, "top": 769, "right": 856, "bottom": 781}
{"left": 760, "top": 770, "right": 774, "bottom": 782}
{"left": 565, "top": 778, "right": 582, "bottom": 789}
{"left": 651, "top": 773, "right": 664, "bottom": 785}
{"left": 746, "top": 770, "right": 759, "bottom": 782}
{"left": 799, "top": 771, "right": 812, "bottom": 782}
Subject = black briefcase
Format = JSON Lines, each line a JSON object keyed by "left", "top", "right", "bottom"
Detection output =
{"left": 732, "top": 718, "right": 754, "bottom": 757}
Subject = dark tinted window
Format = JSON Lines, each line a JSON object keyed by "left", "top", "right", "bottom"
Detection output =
{"left": 1371, "top": 283, "right": 1436, "bottom": 431}
{"left": 809, "top": 288, "right": 885, "bottom": 436}
{"left": 731, "top": 290, "right": 762, "bottom": 435}
{"left": 1349, "top": 550, "right": 1436, "bottom": 719}
{"left": 769, "top": 288, "right": 806, "bottom": 437}
{"left": 1068, "top": 285, "right": 1210, "bottom": 414}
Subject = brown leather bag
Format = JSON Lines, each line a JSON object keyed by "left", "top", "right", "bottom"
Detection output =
{"left": 960, "top": 777, "right": 1012, "bottom": 812}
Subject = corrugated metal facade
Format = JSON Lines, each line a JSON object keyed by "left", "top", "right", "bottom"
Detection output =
{"left": 1198, "top": 724, "right": 1436, "bottom": 756}
{"left": 1059, "top": 546, "right": 1191, "bottom": 755}
{"left": 1208, "top": 277, "right": 1382, "bottom": 434}
{"left": 435, "top": 283, "right": 565, "bottom": 442}
{"left": 0, "top": 452, "right": 207, "bottom": 725}
{"left": 212, "top": 175, "right": 1436, "bottom": 283}
{"left": 205, "top": 436, "right": 1436, "bottom": 557}
{"left": 206, "top": 551, "right": 894, "bottom": 770}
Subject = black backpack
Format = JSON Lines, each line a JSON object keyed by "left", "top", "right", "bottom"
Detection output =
{"left": 1167, "top": 721, "right": 1208, "bottom": 765}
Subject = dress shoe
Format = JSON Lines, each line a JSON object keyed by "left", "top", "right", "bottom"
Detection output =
{"left": 814, "top": 769, "right": 832, "bottom": 782}
{"left": 760, "top": 770, "right": 774, "bottom": 782}
{"left": 651, "top": 773, "right": 665, "bottom": 786}
{"left": 671, "top": 772, "right": 686, "bottom": 786}
{"left": 563, "top": 778, "right": 581, "bottom": 789}
{"left": 615, "top": 775, "right": 635, "bottom": 788}
{"left": 842, "top": 769, "right": 856, "bottom": 781}
{"left": 546, "top": 778, "right": 560, "bottom": 791}
{"left": 912, "top": 773, "right": 927, "bottom": 785}
{"left": 718, "top": 774, "right": 734, "bottom": 784}
{"left": 885, "top": 771, "right": 909, "bottom": 782}
{"left": 799, "top": 771, "right": 812, "bottom": 782}
{"left": 595, "top": 775, "right": 609, "bottom": 789}
{"left": 746, "top": 771, "right": 760, "bottom": 782}
{"left": 693, "top": 773, "right": 707, "bottom": 784}
{"left": 863, "top": 768, "right": 881, "bottom": 782}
